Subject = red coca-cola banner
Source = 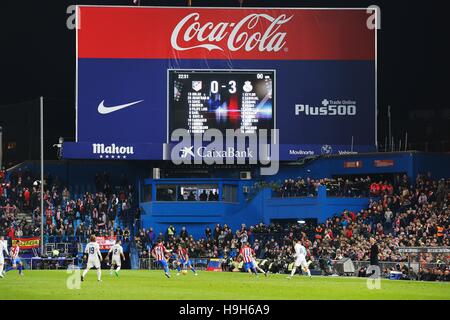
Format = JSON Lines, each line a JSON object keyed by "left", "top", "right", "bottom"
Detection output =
{"left": 78, "top": 7, "right": 375, "bottom": 61}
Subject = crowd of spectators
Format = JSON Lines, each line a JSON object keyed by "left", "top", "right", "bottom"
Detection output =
{"left": 157, "top": 187, "right": 220, "bottom": 202}
{"left": 1, "top": 167, "right": 40, "bottom": 238}
{"left": 0, "top": 168, "right": 138, "bottom": 244}
{"left": 272, "top": 176, "right": 397, "bottom": 198}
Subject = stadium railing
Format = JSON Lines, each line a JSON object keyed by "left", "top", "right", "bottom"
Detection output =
{"left": 139, "top": 257, "right": 209, "bottom": 270}
{"left": 336, "top": 260, "right": 448, "bottom": 278}
{"left": 2, "top": 257, "right": 77, "bottom": 270}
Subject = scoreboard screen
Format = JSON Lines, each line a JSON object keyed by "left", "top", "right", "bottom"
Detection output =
{"left": 168, "top": 70, "right": 275, "bottom": 136}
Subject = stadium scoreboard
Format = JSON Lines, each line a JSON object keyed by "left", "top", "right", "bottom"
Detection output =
{"left": 66, "top": 7, "right": 377, "bottom": 161}
{"left": 168, "top": 70, "right": 275, "bottom": 135}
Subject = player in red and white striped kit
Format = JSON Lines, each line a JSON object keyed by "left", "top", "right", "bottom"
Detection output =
{"left": 175, "top": 245, "right": 197, "bottom": 276}
{"left": 10, "top": 242, "right": 24, "bottom": 276}
{"left": 239, "top": 242, "right": 267, "bottom": 276}
{"left": 151, "top": 239, "right": 171, "bottom": 278}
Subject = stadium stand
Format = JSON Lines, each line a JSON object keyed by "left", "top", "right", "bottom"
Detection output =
{"left": 0, "top": 167, "right": 138, "bottom": 244}
{"left": 1, "top": 164, "right": 448, "bottom": 281}
{"left": 134, "top": 174, "right": 448, "bottom": 281}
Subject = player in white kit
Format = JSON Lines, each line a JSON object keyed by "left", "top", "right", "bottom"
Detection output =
{"left": 0, "top": 236, "right": 9, "bottom": 278}
{"left": 108, "top": 239, "right": 125, "bottom": 277}
{"left": 288, "top": 239, "right": 312, "bottom": 279}
{"left": 81, "top": 235, "right": 103, "bottom": 282}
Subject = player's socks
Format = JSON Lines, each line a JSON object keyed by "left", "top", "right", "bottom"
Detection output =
{"left": 176, "top": 265, "right": 181, "bottom": 273}
{"left": 290, "top": 267, "right": 297, "bottom": 277}
{"left": 82, "top": 269, "right": 88, "bottom": 280}
{"left": 191, "top": 267, "right": 197, "bottom": 274}
{"left": 18, "top": 265, "right": 23, "bottom": 275}
{"left": 97, "top": 269, "right": 102, "bottom": 281}
{"left": 0, "top": 265, "right": 4, "bottom": 275}
{"left": 306, "top": 269, "right": 311, "bottom": 277}
{"left": 163, "top": 265, "right": 170, "bottom": 274}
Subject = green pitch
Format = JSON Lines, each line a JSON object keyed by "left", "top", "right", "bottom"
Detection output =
{"left": 0, "top": 270, "right": 448, "bottom": 300}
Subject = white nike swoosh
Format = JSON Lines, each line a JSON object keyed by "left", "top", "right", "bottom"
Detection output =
{"left": 97, "top": 100, "right": 144, "bottom": 114}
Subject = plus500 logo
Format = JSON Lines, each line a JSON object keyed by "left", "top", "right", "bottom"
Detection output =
{"left": 295, "top": 99, "right": 357, "bottom": 116}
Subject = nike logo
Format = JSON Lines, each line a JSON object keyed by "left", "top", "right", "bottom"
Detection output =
{"left": 97, "top": 100, "right": 144, "bottom": 114}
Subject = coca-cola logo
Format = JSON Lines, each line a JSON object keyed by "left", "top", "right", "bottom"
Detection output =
{"left": 171, "top": 12, "right": 293, "bottom": 52}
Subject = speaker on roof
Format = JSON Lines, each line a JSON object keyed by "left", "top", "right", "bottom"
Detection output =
{"left": 240, "top": 171, "right": 251, "bottom": 180}
{"left": 153, "top": 168, "right": 161, "bottom": 179}
{"left": 162, "top": 143, "right": 170, "bottom": 160}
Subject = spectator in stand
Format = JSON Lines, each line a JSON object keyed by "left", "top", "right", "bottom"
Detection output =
{"left": 179, "top": 226, "right": 189, "bottom": 240}
{"left": 205, "top": 226, "right": 212, "bottom": 240}
{"left": 166, "top": 225, "right": 176, "bottom": 241}
{"left": 199, "top": 190, "right": 208, "bottom": 201}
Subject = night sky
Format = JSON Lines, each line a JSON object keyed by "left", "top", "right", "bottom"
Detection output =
{"left": 1, "top": 0, "right": 449, "bottom": 163}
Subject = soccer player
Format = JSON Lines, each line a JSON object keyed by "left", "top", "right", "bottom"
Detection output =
{"left": 239, "top": 242, "right": 264, "bottom": 276}
{"left": 108, "top": 239, "right": 125, "bottom": 277}
{"left": 175, "top": 245, "right": 198, "bottom": 276}
{"left": 0, "top": 236, "right": 8, "bottom": 278}
{"left": 151, "top": 239, "right": 171, "bottom": 278}
{"left": 288, "top": 239, "right": 312, "bottom": 279}
{"left": 81, "top": 235, "right": 103, "bottom": 282}
{"left": 10, "top": 242, "right": 24, "bottom": 276}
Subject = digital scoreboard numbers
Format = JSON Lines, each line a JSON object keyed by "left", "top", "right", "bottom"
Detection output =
{"left": 168, "top": 70, "right": 275, "bottom": 136}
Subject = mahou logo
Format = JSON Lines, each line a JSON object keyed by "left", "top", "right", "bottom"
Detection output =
{"left": 171, "top": 12, "right": 293, "bottom": 52}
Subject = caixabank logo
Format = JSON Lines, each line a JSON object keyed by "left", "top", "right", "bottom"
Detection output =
{"left": 295, "top": 99, "right": 357, "bottom": 117}
{"left": 170, "top": 129, "right": 279, "bottom": 176}
{"left": 180, "top": 146, "right": 254, "bottom": 159}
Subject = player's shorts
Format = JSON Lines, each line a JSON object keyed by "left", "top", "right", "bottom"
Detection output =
{"left": 158, "top": 259, "right": 168, "bottom": 268}
{"left": 243, "top": 262, "right": 254, "bottom": 271}
{"left": 112, "top": 257, "right": 121, "bottom": 267}
{"left": 179, "top": 259, "right": 192, "bottom": 267}
{"left": 12, "top": 258, "right": 22, "bottom": 265}
{"left": 294, "top": 255, "right": 308, "bottom": 268}
{"left": 87, "top": 259, "right": 101, "bottom": 269}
